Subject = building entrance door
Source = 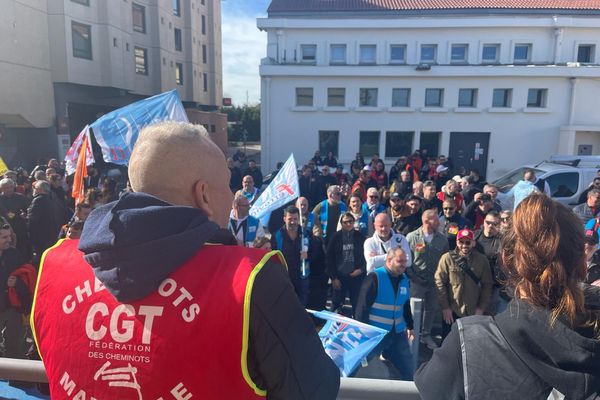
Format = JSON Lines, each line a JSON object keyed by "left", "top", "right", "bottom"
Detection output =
{"left": 449, "top": 132, "right": 490, "bottom": 178}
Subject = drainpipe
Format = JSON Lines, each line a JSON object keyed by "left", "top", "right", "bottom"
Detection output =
{"left": 568, "top": 77, "right": 577, "bottom": 126}
{"left": 552, "top": 16, "right": 563, "bottom": 65}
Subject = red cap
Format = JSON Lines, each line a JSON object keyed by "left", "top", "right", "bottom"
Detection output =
{"left": 457, "top": 229, "right": 474, "bottom": 241}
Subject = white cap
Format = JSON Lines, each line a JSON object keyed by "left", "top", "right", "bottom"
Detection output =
{"left": 436, "top": 165, "right": 448, "bottom": 174}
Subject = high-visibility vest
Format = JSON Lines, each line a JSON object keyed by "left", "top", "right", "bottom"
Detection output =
{"left": 228, "top": 216, "right": 261, "bottom": 247}
{"left": 31, "top": 239, "right": 285, "bottom": 400}
{"left": 318, "top": 200, "right": 347, "bottom": 238}
{"left": 368, "top": 267, "right": 410, "bottom": 333}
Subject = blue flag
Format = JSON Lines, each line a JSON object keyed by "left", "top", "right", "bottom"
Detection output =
{"left": 90, "top": 90, "right": 188, "bottom": 165}
{"left": 249, "top": 154, "right": 299, "bottom": 226}
{"left": 309, "top": 309, "right": 388, "bottom": 377}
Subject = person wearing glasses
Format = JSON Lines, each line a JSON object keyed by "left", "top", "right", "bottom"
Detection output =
{"left": 474, "top": 211, "right": 504, "bottom": 314}
{"left": 312, "top": 185, "right": 347, "bottom": 246}
{"left": 438, "top": 199, "right": 471, "bottom": 251}
{"left": 327, "top": 212, "right": 366, "bottom": 317}
{"left": 499, "top": 210, "right": 512, "bottom": 235}
{"left": 362, "top": 187, "right": 386, "bottom": 220}
{"left": 434, "top": 229, "right": 493, "bottom": 341}
{"left": 464, "top": 193, "right": 495, "bottom": 230}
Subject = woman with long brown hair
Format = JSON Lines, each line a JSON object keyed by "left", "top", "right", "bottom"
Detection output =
{"left": 416, "top": 194, "right": 600, "bottom": 399}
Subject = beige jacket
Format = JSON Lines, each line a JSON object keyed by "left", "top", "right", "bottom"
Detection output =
{"left": 434, "top": 249, "right": 493, "bottom": 317}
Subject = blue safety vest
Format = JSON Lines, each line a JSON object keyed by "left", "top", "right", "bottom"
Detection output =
{"left": 318, "top": 200, "right": 347, "bottom": 238}
{"left": 368, "top": 267, "right": 410, "bottom": 333}
{"left": 354, "top": 212, "right": 370, "bottom": 237}
{"left": 228, "top": 216, "right": 260, "bottom": 247}
{"left": 303, "top": 213, "right": 315, "bottom": 238}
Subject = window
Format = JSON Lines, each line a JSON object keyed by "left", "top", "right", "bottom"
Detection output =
{"left": 514, "top": 44, "right": 531, "bottom": 63}
{"left": 390, "top": 45, "right": 407, "bottom": 64}
{"left": 359, "top": 45, "right": 376, "bottom": 64}
{"left": 420, "top": 44, "right": 437, "bottom": 63}
{"left": 202, "top": 44, "right": 207, "bottom": 64}
{"left": 458, "top": 89, "right": 477, "bottom": 107}
{"left": 359, "top": 88, "right": 378, "bottom": 107}
{"left": 391, "top": 88, "right": 410, "bottom": 107}
{"left": 330, "top": 44, "right": 346, "bottom": 64}
{"left": 173, "top": 0, "right": 181, "bottom": 16}
{"left": 202, "top": 15, "right": 206, "bottom": 35}
{"left": 71, "top": 0, "right": 89, "bottom": 5}
{"left": 424, "top": 89, "right": 444, "bottom": 107}
{"left": 175, "top": 63, "right": 183, "bottom": 85}
{"left": 319, "top": 131, "right": 339, "bottom": 158}
{"left": 451, "top": 44, "right": 468, "bottom": 63}
{"left": 134, "top": 47, "right": 148, "bottom": 75}
{"left": 482, "top": 44, "right": 500, "bottom": 63}
{"left": 203, "top": 73, "right": 208, "bottom": 92}
{"left": 132, "top": 3, "right": 146, "bottom": 33}
{"left": 527, "top": 89, "right": 548, "bottom": 108}
{"left": 385, "top": 132, "right": 414, "bottom": 158}
{"left": 359, "top": 131, "right": 380, "bottom": 157}
{"left": 174, "top": 28, "right": 182, "bottom": 51}
{"left": 492, "top": 89, "right": 512, "bottom": 107}
{"left": 546, "top": 172, "right": 579, "bottom": 198}
{"left": 327, "top": 88, "right": 345, "bottom": 107}
{"left": 301, "top": 45, "right": 316, "bottom": 63}
{"left": 296, "top": 88, "right": 313, "bottom": 106}
{"left": 420, "top": 132, "right": 441, "bottom": 157}
{"left": 578, "top": 45, "right": 595, "bottom": 63}
{"left": 72, "top": 21, "right": 92, "bottom": 60}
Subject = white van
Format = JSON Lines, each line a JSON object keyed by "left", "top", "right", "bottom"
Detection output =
{"left": 492, "top": 155, "right": 600, "bottom": 209}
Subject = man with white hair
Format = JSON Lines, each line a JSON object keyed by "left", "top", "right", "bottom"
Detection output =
{"left": 364, "top": 213, "right": 412, "bottom": 274}
{"left": 32, "top": 122, "right": 340, "bottom": 399}
{"left": 312, "top": 185, "right": 347, "bottom": 245}
{"left": 362, "top": 187, "right": 385, "bottom": 219}
{"left": 228, "top": 195, "right": 265, "bottom": 247}
{"left": 235, "top": 175, "right": 260, "bottom": 205}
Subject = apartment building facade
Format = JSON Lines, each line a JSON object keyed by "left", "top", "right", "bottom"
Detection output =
{"left": 0, "top": 0, "right": 224, "bottom": 167}
{"left": 258, "top": 0, "right": 600, "bottom": 180}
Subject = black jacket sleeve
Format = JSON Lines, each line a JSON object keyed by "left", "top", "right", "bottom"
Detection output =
{"left": 354, "top": 273, "right": 378, "bottom": 323}
{"left": 248, "top": 259, "right": 340, "bottom": 400}
{"left": 403, "top": 301, "right": 414, "bottom": 331}
{"left": 354, "top": 232, "right": 366, "bottom": 272}
{"left": 415, "top": 323, "right": 465, "bottom": 400}
{"left": 325, "top": 232, "right": 340, "bottom": 279}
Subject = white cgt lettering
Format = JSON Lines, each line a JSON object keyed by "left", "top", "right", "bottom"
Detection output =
{"left": 85, "top": 303, "right": 164, "bottom": 345}
{"left": 110, "top": 304, "right": 135, "bottom": 343}
{"left": 86, "top": 303, "right": 109, "bottom": 340}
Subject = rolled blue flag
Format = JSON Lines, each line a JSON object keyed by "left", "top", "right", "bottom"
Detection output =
{"left": 309, "top": 309, "right": 388, "bottom": 377}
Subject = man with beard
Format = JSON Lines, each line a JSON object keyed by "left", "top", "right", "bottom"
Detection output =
{"left": 435, "top": 229, "right": 493, "bottom": 341}
{"left": 474, "top": 211, "right": 503, "bottom": 314}
{"left": 421, "top": 181, "right": 443, "bottom": 213}
{"left": 362, "top": 187, "right": 386, "bottom": 220}
{"left": 439, "top": 199, "right": 471, "bottom": 251}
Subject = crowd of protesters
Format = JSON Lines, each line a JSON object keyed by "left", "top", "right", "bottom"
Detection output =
{"left": 0, "top": 146, "right": 599, "bottom": 393}
{"left": 0, "top": 158, "right": 124, "bottom": 367}
{"left": 228, "top": 149, "right": 600, "bottom": 382}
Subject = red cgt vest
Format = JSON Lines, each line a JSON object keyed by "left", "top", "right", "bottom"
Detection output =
{"left": 32, "top": 239, "right": 284, "bottom": 400}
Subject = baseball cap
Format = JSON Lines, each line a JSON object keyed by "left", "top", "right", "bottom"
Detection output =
{"left": 363, "top": 165, "right": 372, "bottom": 171}
{"left": 585, "top": 229, "right": 599, "bottom": 245}
{"left": 457, "top": 229, "right": 474, "bottom": 241}
{"left": 436, "top": 165, "right": 449, "bottom": 174}
{"left": 390, "top": 192, "right": 401, "bottom": 200}
{"left": 452, "top": 175, "right": 462, "bottom": 183}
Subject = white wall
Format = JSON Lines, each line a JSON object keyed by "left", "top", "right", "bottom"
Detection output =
{"left": 260, "top": 13, "right": 600, "bottom": 180}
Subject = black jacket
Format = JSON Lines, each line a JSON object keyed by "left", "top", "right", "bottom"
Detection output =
{"left": 27, "top": 193, "right": 60, "bottom": 253}
{"left": 0, "top": 248, "right": 30, "bottom": 313}
{"left": 326, "top": 229, "right": 366, "bottom": 279}
{"left": 416, "top": 299, "right": 600, "bottom": 400}
{"left": 79, "top": 193, "right": 340, "bottom": 399}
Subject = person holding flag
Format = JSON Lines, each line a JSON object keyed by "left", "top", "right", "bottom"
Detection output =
{"left": 355, "top": 247, "right": 415, "bottom": 381}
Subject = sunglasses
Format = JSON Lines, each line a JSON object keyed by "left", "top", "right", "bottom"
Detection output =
{"left": 341, "top": 220, "right": 354, "bottom": 224}
{"left": 500, "top": 217, "right": 510, "bottom": 222}
{"left": 443, "top": 207, "right": 455, "bottom": 210}
{"left": 484, "top": 220, "right": 499, "bottom": 226}
{"left": 369, "top": 195, "right": 379, "bottom": 199}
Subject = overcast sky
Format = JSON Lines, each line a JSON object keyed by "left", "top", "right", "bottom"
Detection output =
{"left": 221, "top": 0, "right": 270, "bottom": 106}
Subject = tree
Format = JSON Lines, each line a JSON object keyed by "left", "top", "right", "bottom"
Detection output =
{"left": 221, "top": 105, "right": 260, "bottom": 142}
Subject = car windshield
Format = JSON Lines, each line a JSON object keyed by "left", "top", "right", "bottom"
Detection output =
{"left": 493, "top": 167, "right": 545, "bottom": 193}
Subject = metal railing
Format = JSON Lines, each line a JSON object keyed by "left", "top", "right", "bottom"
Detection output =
{"left": 0, "top": 358, "right": 421, "bottom": 399}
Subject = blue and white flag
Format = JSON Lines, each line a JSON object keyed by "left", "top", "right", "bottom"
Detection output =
{"left": 249, "top": 154, "right": 299, "bottom": 226}
{"left": 90, "top": 90, "right": 188, "bottom": 165}
{"left": 309, "top": 309, "right": 388, "bottom": 377}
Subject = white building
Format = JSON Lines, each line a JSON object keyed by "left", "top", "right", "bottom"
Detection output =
{"left": 258, "top": 0, "right": 600, "bottom": 180}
